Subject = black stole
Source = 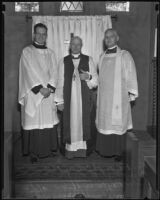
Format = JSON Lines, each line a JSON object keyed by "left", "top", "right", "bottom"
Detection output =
{"left": 63, "top": 54, "right": 91, "bottom": 144}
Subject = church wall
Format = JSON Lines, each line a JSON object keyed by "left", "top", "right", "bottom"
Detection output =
{"left": 4, "top": 2, "right": 154, "bottom": 135}
{"left": 4, "top": 14, "right": 29, "bottom": 141}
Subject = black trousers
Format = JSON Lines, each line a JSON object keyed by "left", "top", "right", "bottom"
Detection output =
{"left": 21, "top": 126, "right": 58, "bottom": 158}
{"left": 96, "top": 132, "right": 127, "bottom": 157}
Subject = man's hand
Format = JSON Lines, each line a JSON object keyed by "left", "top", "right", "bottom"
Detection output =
{"left": 48, "top": 88, "right": 54, "bottom": 93}
{"left": 40, "top": 88, "right": 51, "bottom": 98}
{"left": 79, "top": 70, "right": 90, "bottom": 81}
{"left": 57, "top": 104, "right": 64, "bottom": 111}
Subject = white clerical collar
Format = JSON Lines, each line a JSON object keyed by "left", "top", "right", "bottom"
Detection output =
{"left": 108, "top": 45, "right": 118, "bottom": 49}
{"left": 72, "top": 53, "right": 80, "bottom": 58}
{"left": 34, "top": 41, "right": 45, "bottom": 46}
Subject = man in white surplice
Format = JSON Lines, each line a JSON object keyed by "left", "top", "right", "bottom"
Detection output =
{"left": 96, "top": 29, "right": 138, "bottom": 161}
{"left": 55, "top": 36, "right": 98, "bottom": 159}
{"left": 18, "top": 23, "right": 59, "bottom": 163}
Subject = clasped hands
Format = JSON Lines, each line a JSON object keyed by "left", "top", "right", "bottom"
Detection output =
{"left": 40, "top": 87, "right": 53, "bottom": 98}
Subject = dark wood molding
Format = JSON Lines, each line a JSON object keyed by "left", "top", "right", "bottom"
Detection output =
{"left": 147, "top": 126, "right": 157, "bottom": 139}
{"left": 25, "top": 14, "right": 118, "bottom": 21}
{"left": 2, "top": 4, "right": 5, "bottom": 12}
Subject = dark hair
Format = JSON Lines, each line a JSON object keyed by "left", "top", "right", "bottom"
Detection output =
{"left": 34, "top": 23, "right": 48, "bottom": 33}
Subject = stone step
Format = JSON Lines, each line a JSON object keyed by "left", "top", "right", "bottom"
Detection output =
{"left": 14, "top": 179, "right": 124, "bottom": 199}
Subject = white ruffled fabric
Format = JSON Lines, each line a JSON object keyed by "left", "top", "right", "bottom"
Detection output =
{"left": 19, "top": 45, "right": 59, "bottom": 130}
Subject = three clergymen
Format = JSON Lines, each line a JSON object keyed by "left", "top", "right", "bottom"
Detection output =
{"left": 18, "top": 23, "right": 138, "bottom": 162}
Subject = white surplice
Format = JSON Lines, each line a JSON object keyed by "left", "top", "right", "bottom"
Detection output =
{"left": 96, "top": 46, "right": 138, "bottom": 135}
{"left": 55, "top": 56, "right": 98, "bottom": 151}
{"left": 19, "top": 45, "right": 59, "bottom": 130}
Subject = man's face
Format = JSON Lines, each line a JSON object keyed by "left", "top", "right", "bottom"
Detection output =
{"left": 70, "top": 38, "right": 82, "bottom": 54}
{"left": 34, "top": 27, "right": 47, "bottom": 45}
{"left": 104, "top": 30, "right": 118, "bottom": 48}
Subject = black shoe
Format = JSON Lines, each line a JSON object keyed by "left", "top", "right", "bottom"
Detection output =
{"left": 22, "top": 153, "right": 29, "bottom": 157}
{"left": 95, "top": 150, "right": 115, "bottom": 158}
{"left": 114, "top": 155, "right": 123, "bottom": 162}
{"left": 74, "top": 193, "right": 86, "bottom": 199}
{"left": 38, "top": 153, "right": 56, "bottom": 159}
{"left": 99, "top": 154, "right": 115, "bottom": 158}
{"left": 103, "top": 155, "right": 115, "bottom": 158}
{"left": 49, "top": 152, "right": 57, "bottom": 157}
{"left": 51, "top": 149, "right": 58, "bottom": 153}
{"left": 30, "top": 156, "right": 38, "bottom": 163}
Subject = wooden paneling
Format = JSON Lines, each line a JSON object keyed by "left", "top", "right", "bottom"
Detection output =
{"left": 124, "top": 131, "right": 156, "bottom": 199}
{"left": 143, "top": 156, "right": 159, "bottom": 199}
{"left": 4, "top": 15, "right": 29, "bottom": 133}
{"left": 124, "top": 131, "right": 139, "bottom": 199}
{"left": 4, "top": 132, "right": 13, "bottom": 198}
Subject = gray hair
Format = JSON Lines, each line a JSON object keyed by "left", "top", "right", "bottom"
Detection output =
{"left": 70, "top": 36, "right": 83, "bottom": 46}
{"left": 104, "top": 28, "right": 119, "bottom": 37}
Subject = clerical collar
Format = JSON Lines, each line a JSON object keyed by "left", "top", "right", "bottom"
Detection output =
{"left": 71, "top": 53, "right": 81, "bottom": 59}
{"left": 106, "top": 46, "right": 117, "bottom": 54}
{"left": 108, "top": 45, "right": 117, "bottom": 50}
{"left": 32, "top": 41, "right": 47, "bottom": 49}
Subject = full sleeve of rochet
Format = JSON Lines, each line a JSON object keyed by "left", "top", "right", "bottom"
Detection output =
{"left": 86, "top": 57, "right": 98, "bottom": 89}
{"left": 19, "top": 50, "right": 41, "bottom": 103}
{"left": 47, "top": 51, "right": 58, "bottom": 90}
{"left": 123, "top": 51, "right": 139, "bottom": 101}
{"left": 97, "top": 52, "right": 105, "bottom": 73}
{"left": 54, "top": 58, "right": 64, "bottom": 105}
{"left": 18, "top": 49, "right": 44, "bottom": 117}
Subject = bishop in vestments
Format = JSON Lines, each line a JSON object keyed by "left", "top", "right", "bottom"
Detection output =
{"left": 55, "top": 36, "right": 98, "bottom": 159}
{"left": 96, "top": 29, "right": 139, "bottom": 161}
{"left": 18, "top": 23, "right": 59, "bottom": 162}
